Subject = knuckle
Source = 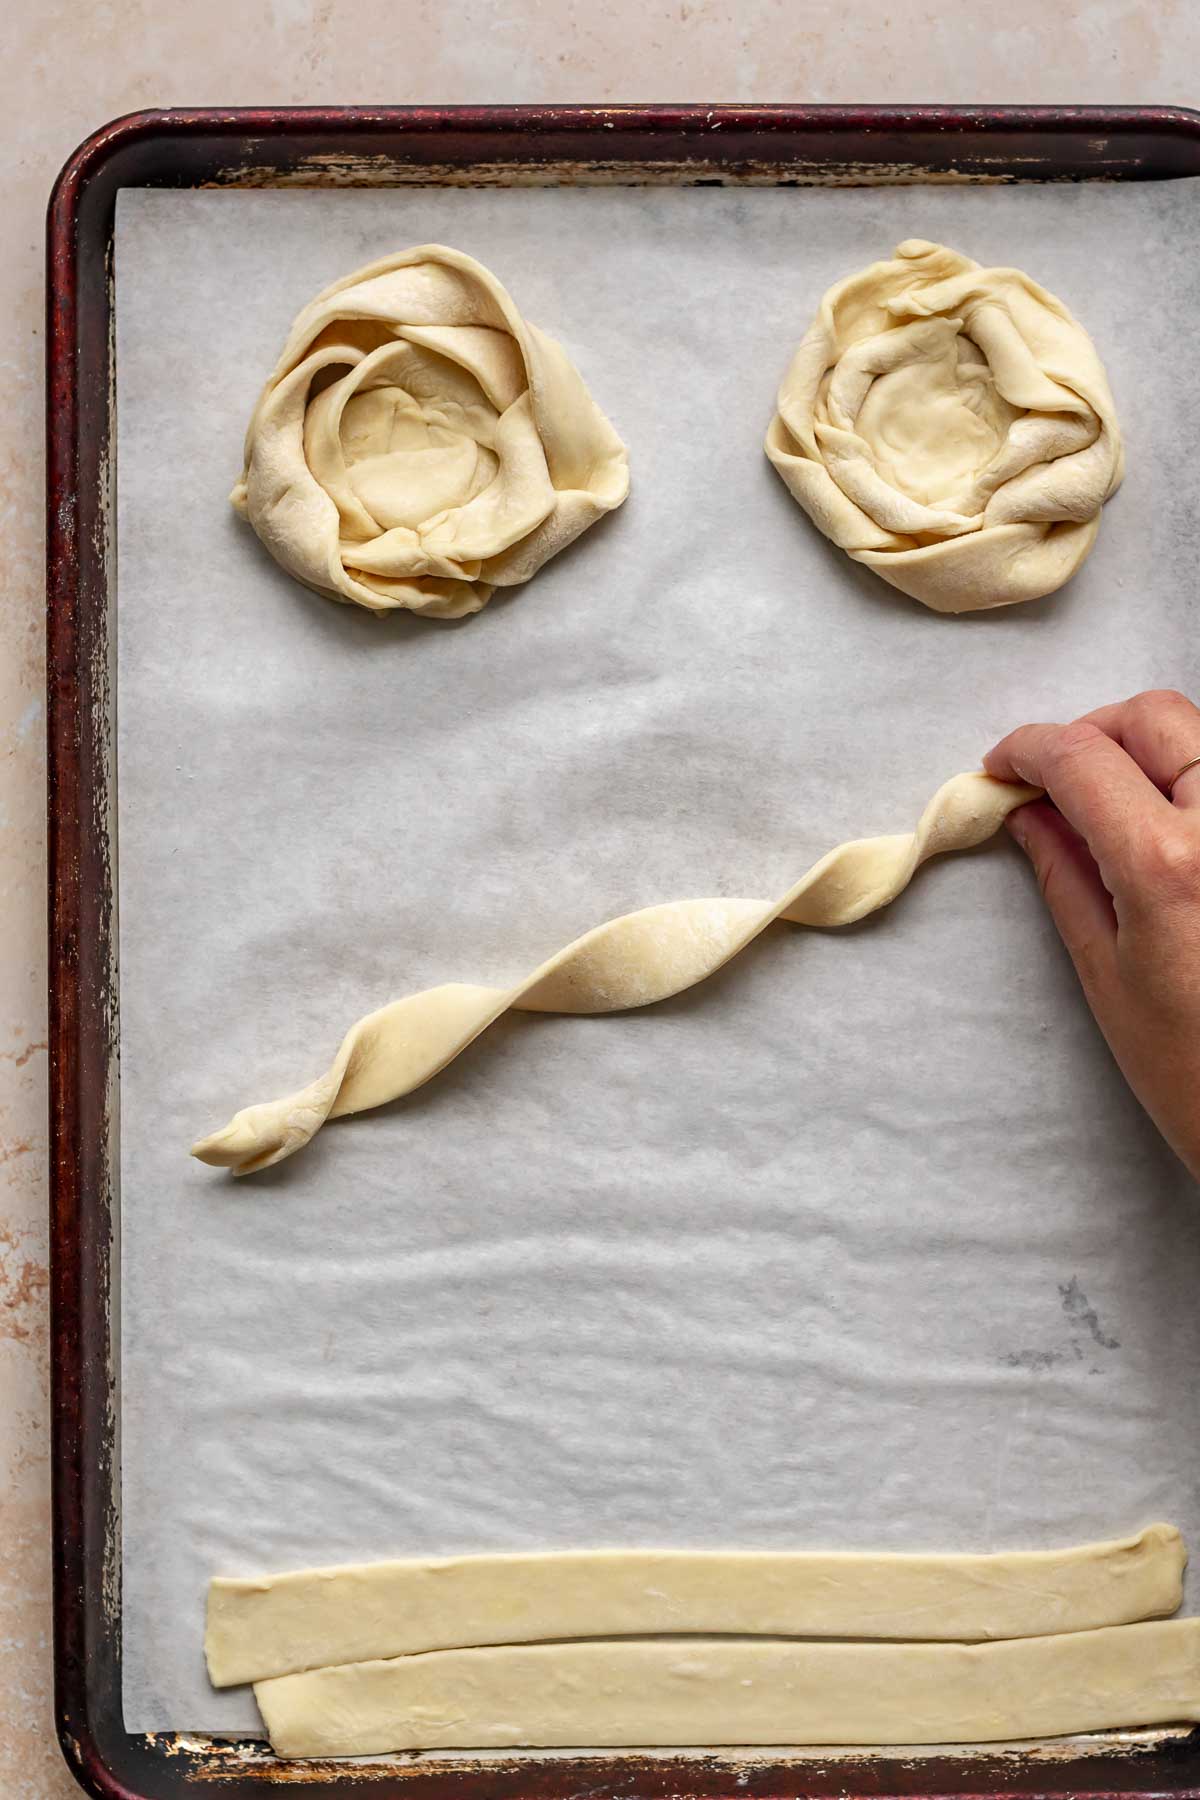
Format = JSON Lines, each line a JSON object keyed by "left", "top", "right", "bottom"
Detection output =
{"left": 1136, "top": 823, "right": 1200, "bottom": 895}
{"left": 1132, "top": 686, "right": 1192, "bottom": 715}
{"left": 1045, "top": 719, "right": 1106, "bottom": 766}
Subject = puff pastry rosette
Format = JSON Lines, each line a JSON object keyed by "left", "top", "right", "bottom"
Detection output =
{"left": 766, "top": 239, "right": 1123, "bottom": 612}
{"left": 233, "top": 245, "right": 629, "bottom": 619}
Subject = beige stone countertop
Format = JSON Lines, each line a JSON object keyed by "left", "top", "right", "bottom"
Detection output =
{"left": 4, "top": 4, "right": 1198, "bottom": 1792}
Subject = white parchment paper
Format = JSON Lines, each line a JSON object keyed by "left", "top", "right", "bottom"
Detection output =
{"left": 116, "top": 180, "right": 1200, "bottom": 1734}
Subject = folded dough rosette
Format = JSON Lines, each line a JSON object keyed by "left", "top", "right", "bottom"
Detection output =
{"left": 232, "top": 245, "right": 629, "bottom": 619}
{"left": 766, "top": 239, "right": 1123, "bottom": 612}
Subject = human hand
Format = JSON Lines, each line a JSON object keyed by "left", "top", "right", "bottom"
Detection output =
{"left": 984, "top": 690, "right": 1200, "bottom": 1181}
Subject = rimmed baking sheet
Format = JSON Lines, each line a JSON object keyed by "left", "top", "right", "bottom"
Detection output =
{"left": 115, "top": 177, "right": 1200, "bottom": 1737}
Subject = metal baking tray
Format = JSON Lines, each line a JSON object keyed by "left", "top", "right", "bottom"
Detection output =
{"left": 46, "top": 102, "right": 1200, "bottom": 1800}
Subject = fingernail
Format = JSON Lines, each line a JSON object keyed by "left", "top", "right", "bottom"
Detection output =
{"left": 1007, "top": 812, "right": 1028, "bottom": 848}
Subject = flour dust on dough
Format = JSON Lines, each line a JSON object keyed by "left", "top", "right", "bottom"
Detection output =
{"left": 191, "top": 770, "right": 1037, "bottom": 1175}
{"left": 233, "top": 245, "right": 629, "bottom": 619}
{"left": 254, "top": 1619, "right": 1200, "bottom": 1756}
{"left": 206, "top": 1526, "right": 1185, "bottom": 1687}
{"left": 765, "top": 240, "right": 1123, "bottom": 613}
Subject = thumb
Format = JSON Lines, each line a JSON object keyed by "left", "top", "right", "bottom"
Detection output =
{"left": 1007, "top": 800, "right": 1118, "bottom": 997}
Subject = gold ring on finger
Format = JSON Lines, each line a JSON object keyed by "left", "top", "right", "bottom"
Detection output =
{"left": 1167, "top": 755, "right": 1200, "bottom": 801}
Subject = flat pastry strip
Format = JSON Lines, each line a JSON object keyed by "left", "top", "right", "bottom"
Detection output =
{"left": 191, "top": 770, "right": 1037, "bottom": 1174}
{"left": 254, "top": 1618, "right": 1200, "bottom": 1756}
{"left": 206, "top": 1527, "right": 1185, "bottom": 1687}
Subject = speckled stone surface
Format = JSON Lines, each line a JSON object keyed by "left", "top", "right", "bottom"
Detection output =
{"left": 5, "top": 5, "right": 1198, "bottom": 1792}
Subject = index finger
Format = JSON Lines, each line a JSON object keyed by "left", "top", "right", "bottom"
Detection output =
{"left": 983, "top": 718, "right": 1172, "bottom": 889}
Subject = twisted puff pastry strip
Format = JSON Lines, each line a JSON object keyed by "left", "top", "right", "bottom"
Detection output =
{"left": 191, "top": 772, "right": 1037, "bottom": 1176}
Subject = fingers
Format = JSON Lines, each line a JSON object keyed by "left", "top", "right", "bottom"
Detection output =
{"left": 1081, "top": 689, "right": 1200, "bottom": 807}
{"left": 1006, "top": 801, "right": 1117, "bottom": 996}
{"left": 984, "top": 717, "right": 1172, "bottom": 892}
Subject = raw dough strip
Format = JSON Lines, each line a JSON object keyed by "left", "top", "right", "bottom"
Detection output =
{"left": 254, "top": 1618, "right": 1200, "bottom": 1756}
{"left": 206, "top": 1526, "right": 1185, "bottom": 1687}
{"left": 191, "top": 771, "right": 1037, "bottom": 1175}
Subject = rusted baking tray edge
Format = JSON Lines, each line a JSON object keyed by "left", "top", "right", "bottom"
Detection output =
{"left": 46, "top": 103, "right": 1200, "bottom": 1800}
